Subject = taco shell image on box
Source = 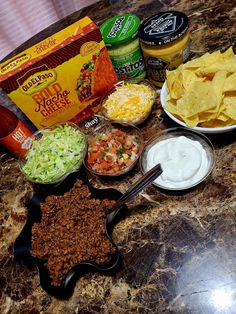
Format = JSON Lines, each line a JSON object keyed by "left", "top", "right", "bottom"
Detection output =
{"left": 0, "top": 16, "right": 117, "bottom": 129}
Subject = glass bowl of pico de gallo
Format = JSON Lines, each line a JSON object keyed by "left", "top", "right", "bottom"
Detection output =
{"left": 84, "top": 120, "right": 143, "bottom": 177}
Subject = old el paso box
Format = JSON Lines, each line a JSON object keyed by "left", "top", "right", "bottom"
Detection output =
{"left": 0, "top": 17, "right": 117, "bottom": 128}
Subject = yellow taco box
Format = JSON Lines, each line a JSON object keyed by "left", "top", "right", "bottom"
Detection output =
{"left": 0, "top": 16, "right": 117, "bottom": 129}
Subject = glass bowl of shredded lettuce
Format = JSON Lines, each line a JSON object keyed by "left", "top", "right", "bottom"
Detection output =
{"left": 19, "top": 122, "right": 87, "bottom": 185}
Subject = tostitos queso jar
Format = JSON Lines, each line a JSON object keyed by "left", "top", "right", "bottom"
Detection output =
{"left": 138, "top": 11, "right": 190, "bottom": 87}
{"left": 100, "top": 13, "right": 146, "bottom": 82}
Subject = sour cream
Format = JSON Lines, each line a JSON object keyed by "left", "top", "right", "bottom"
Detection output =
{"left": 146, "top": 136, "right": 210, "bottom": 189}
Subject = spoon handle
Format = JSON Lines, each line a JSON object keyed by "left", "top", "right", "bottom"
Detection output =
{"left": 118, "top": 163, "right": 162, "bottom": 206}
{"left": 107, "top": 163, "right": 162, "bottom": 225}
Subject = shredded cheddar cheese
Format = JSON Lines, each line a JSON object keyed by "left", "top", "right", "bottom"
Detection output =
{"left": 102, "top": 83, "right": 156, "bottom": 123}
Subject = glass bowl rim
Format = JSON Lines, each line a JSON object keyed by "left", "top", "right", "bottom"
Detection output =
{"left": 160, "top": 81, "right": 236, "bottom": 134}
{"left": 100, "top": 79, "right": 157, "bottom": 126}
{"left": 19, "top": 122, "right": 87, "bottom": 185}
{"left": 83, "top": 120, "right": 144, "bottom": 177}
{"left": 140, "top": 126, "right": 215, "bottom": 191}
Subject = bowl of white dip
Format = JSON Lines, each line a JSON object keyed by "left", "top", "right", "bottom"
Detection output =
{"left": 140, "top": 127, "right": 215, "bottom": 190}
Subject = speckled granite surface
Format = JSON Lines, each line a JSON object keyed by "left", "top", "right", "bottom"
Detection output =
{"left": 1, "top": 0, "right": 236, "bottom": 313}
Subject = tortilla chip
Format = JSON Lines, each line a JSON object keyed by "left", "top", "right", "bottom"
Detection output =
{"left": 183, "top": 50, "right": 221, "bottom": 69}
{"left": 164, "top": 47, "right": 236, "bottom": 128}
{"left": 223, "top": 95, "right": 236, "bottom": 119}
{"left": 92, "top": 48, "right": 118, "bottom": 97}
{"left": 164, "top": 102, "right": 179, "bottom": 115}
{"left": 201, "top": 118, "right": 235, "bottom": 127}
{"left": 196, "top": 60, "right": 236, "bottom": 75}
{"left": 198, "top": 111, "right": 218, "bottom": 122}
{"left": 182, "top": 114, "right": 199, "bottom": 128}
{"left": 182, "top": 69, "right": 204, "bottom": 90}
{"left": 211, "top": 70, "right": 227, "bottom": 113}
{"left": 76, "top": 47, "right": 117, "bottom": 102}
{"left": 223, "top": 72, "right": 236, "bottom": 92}
{"left": 179, "top": 81, "right": 217, "bottom": 117}
{"left": 166, "top": 65, "right": 184, "bottom": 99}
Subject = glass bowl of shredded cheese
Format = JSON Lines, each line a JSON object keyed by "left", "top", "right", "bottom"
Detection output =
{"left": 101, "top": 80, "right": 157, "bottom": 125}
{"left": 19, "top": 122, "right": 87, "bottom": 185}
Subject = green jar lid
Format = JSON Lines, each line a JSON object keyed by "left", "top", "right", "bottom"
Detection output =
{"left": 100, "top": 13, "right": 141, "bottom": 47}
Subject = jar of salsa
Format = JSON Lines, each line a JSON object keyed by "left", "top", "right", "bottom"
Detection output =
{"left": 100, "top": 13, "right": 146, "bottom": 82}
{"left": 138, "top": 11, "right": 190, "bottom": 87}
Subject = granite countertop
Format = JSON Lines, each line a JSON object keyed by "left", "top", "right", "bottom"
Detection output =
{"left": 1, "top": 0, "right": 236, "bottom": 313}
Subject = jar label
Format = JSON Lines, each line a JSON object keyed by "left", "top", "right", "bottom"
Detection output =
{"left": 144, "top": 56, "right": 169, "bottom": 87}
{"left": 183, "top": 41, "right": 191, "bottom": 62}
{"left": 0, "top": 121, "right": 32, "bottom": 157}
{"left": 110, "top": 47, "right": 145, "bottom": 81}
{"left": 144, "top": 40, "right": 190, "bottom": 87}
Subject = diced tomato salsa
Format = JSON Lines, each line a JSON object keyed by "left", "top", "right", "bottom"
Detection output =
{"left": 87, "top": 128, "right": 141, "bottom": 174}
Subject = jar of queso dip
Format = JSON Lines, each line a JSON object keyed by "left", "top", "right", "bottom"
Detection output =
{"left": 138, "top": 11, "right": 190, "bottom": 87}
{"left": 100, "top": 13, "right": 146, "bottom": 82}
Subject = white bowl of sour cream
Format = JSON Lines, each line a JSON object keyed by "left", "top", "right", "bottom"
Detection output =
{"left": 140, "top": 127, "right": 215, "bottom": 190}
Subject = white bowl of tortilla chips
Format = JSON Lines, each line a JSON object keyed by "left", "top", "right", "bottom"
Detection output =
{"left": 160, "top": 47, "right": 236, "bottom": 134}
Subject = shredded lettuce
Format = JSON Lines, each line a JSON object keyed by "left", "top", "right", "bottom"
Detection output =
{"left": 22, "top": 124, "right": 86, "bottom": 183}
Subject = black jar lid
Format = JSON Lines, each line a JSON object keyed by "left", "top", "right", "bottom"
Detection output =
{"left": 138, "top": 11, "right": 189, "bottom": 46}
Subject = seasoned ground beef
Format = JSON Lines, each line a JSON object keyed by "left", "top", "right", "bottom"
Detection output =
{"left": 31, "top": 180, "right": 116, "bottom": 286}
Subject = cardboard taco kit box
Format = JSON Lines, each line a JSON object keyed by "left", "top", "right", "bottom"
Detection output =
{"left": 0, "top": 16, "right": 117, "bottom": 129}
